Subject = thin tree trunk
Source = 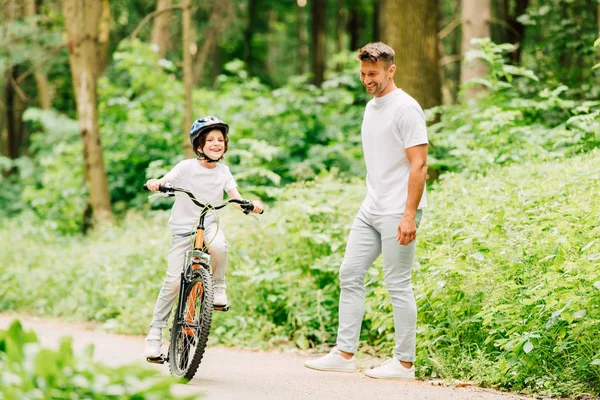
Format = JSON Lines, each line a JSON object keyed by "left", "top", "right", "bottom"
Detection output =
{"left": 297, "top": 3, "right": 309, "bottom": 75}
{"left": 194, "top": 0, "right": 232, "bottom": 84}
{"left": 460, "top": 0, "right": 491, "bottom": 98}
{"left": 151, "top": 0, "right": 172, "bottom": 58}
{"left": 245, "top": 0, "right": 257, "bottom": 75}
{"left": 348, "top": 2, "right": 361, "bottom": 50}
{"left": 182, "top": 0, "right": 194, "bottom": 158}
{"left": 266, "top": 10, "right": 277, "bottom": 77}
{"left": 26, "top": 0, "right": 52, "bottom": 109}
{"left": 336, "top": 0, "right": 345, "bottom": 53}
{"left": 380, "top": 0, "right": 441, "bottom": 109}
{"left": 97, "top": 0, "right": 111, "bottom": 74}
{"left": 311, "top": 0, "right": 326, "bottom": 86}
{"left": 373, "top": 0, "right": 380, "bottom": 42}
{"left": 62, "top": 0, "right": 113, "bottom": 227}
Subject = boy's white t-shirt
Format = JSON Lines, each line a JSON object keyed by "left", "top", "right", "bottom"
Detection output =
{"left": 163, "top": 159, "right": 237, "bottom": 234}
{"left": 361, "top": 88, "right": 428, "bottom": 215}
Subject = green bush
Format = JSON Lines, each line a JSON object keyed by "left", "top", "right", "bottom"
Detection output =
{"left": 0, "top": 320, "right": 191, "bottom": 399}
{"left": 429, "top": 39, "right": 600, "bottom": 176}
{"left": 1, "top": 151, "right": 599, "bottom": 396}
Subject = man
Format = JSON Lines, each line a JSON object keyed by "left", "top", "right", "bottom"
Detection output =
{"left": 304, "top": 42, "right": 428, "bottom": 380}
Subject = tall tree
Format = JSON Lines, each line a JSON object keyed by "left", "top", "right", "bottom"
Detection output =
{"left": 1, "top": 0, "right": 27, "bottom": 161}
{"left": 245, "top": 0, "right": 258, "bottom": 76}
{"left": 193, "top": 0, "right": 233, "bottom": 85}
{"left": 500, "top": 0, "right": 528, "bottom": 64}
{"left": 460, "top": 0, "right": 491, "bottom": 98}
{"left": 380, "top": 0, "right": 441, "bottom": 109}
{"left": 297, "top": 1, "right": 309, "bottom": 75}
{"left": 182, "top": 0, "right": 194, "bottom": 157}
{"left": 62, "top": 0, "right": 113, "bottom": 226}
{"left": 151, "top": 0, "right": 172, "bottom": 59}
{"left": 311, "top": 0, "right": 326, "bottom": 86}
{"left": 25, "top": 0, "right": 52, "bottom": 110}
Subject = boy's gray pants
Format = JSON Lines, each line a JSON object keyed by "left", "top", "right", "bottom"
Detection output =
{"left": 336, "top": 207, "right": 422, "bottom": 362}
{"left": 150, "top": 217, "right": 227, "bottom": 329}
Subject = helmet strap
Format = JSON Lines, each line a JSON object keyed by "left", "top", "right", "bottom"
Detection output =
{"left": 196, "top": 152, "right": 220, "bottom": 163}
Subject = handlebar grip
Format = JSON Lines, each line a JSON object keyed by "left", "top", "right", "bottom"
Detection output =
{"left": 143, "top": 184, "right": 150, "bottom": 191}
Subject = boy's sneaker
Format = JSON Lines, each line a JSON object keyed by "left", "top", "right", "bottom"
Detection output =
{"left": 304, "top": 347, "right": 356, "bottom": 373}
{"left": 143, "top": 328, "right": 162, "bottom": 359}
{"left": 364, "top": 358, "right": 415, "bottom": 380}
{"left": 213, "top": 285, "right": 228, "bottom": 306}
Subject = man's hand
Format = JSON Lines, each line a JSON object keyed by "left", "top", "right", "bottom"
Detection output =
{"left": 145, "top": 179, "right": 161, "bottom": 192}
{"left": 251, "top": 200, "right": 264, "bottom": 214}
{"left": 397, "top": 214, "right": 417, "bottom": 245}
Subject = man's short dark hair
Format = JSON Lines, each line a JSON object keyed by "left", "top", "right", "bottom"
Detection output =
{"left": 357, "top": 42, "right": 395, "bottom": 66}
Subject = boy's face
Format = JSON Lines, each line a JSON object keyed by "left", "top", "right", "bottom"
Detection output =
{"left": 200, "top": 129, "right": 226, "bottom": 160}
{"left": 359, "top": 59, "right": 396, "bottom": 98}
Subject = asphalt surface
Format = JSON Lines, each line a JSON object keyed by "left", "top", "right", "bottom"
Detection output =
{"left": 0, "top": 314, "right": 535, "bottom": 400}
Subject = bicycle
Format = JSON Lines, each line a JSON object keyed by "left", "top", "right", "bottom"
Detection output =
{"left": 143, "top": 182, "right": 258, "bottom": 381}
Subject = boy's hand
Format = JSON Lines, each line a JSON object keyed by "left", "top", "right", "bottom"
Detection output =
{"left": 251, "top": 200, "right": 264, "bottom": 214}
{"left": 145, "top": 179, "right": 161, "bottom": 192}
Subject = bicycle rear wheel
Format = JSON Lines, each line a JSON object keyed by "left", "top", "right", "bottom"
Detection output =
{"left": 169, "top": 266, "right": 214, "bottom": 381}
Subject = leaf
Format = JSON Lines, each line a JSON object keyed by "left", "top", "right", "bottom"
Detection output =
{"left": 594, "top": 281, "right": 600, "bottom": 290}
{"left": 592, "top": 359, "right": 600, "bottom": 366}
{"left": 587, "top": 253, "right": 600, "bottom": 261}
{"left": 523, "top": 341, "right": 534, "bottom": 354}
{"left": 573, "top": 310, "right": 586, "bottom": 320}
{"left": 471, "top": 252, "right": 485, "bottom": 261}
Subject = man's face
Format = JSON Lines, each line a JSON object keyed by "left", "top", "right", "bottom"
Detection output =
{"left": 359, "top": 60, "right": 396, "bottom": 97}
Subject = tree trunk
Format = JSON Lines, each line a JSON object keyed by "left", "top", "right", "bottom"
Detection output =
{"left": 62, "top": 0, "right": 113, "bottom": 227}
{"left": 297, "top": 2, "right": 309, "bottom": 75}
{"left": 311, "top": 0, "right": 326, "bottom": 86}
{"left": 97, "top": 0, "right": 111, "bottom": 75}
{"left": 151, "top": 0, "right": 172, "bottom": 59}
{"left": 182, "top": 0, "right": 194, "bottom": 158}
{"left": 245, "top": 0, "right": 257, "bottom": 75}
{"left": 2, "top": 0, "right": 28, "bottom": 161}
{"left": 373, "top": 0, "right": 380, "bottom": 42}
{"left": 348, "top": 2, "right": 361, "bottom": 50}
{"left": 26, "top": 0, "right": 52, "bottom": 109}
{"left": 501, "top": 0, "right": 528, "bottom": 64}
{"left": 194, "top": 0, "right": 232, "bottom": 85}
{"left": 336, "top": 0, "right": 346, "bottom": 53}
{"left": 380, "top": 0, "right": 441, "bottom": 109}
{"left": 266, "top": 10, "right": 277, "bottom": 77}
{"left": 460, "top": 0, "right": 491, "bottom": 98}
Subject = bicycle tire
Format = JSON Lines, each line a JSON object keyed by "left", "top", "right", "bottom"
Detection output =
{"left": 169, "top": 266, "right": 214, "bottom": 381}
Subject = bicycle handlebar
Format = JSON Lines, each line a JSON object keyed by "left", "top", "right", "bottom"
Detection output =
{"left": 143, "top": 183, "right": 262, "bottom": 215}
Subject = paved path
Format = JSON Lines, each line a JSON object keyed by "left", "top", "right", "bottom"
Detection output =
{"left": 0, "top": 314, "right": 534, "bottom": 400}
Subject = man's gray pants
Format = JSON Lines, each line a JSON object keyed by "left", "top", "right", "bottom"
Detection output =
{"left": 150, "top": 216, "right": 227, "bottom": 329}
{"left": 336, "top": 207, "right": 422, "bottom": 362}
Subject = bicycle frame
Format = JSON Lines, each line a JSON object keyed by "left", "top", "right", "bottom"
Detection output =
{"left": 177, "top": 209, "right": 213, "bottom": 337}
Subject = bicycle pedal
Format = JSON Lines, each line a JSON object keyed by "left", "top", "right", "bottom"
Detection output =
{"left": 146, "top": 355, "right": 167, "bottom": 364}
{"left": 214, "top": 303, "right": 230, "bottom": 312}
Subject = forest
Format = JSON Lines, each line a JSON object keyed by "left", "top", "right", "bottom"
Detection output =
{"left": 1, "top": 0, "right": 599, "bottom": 398}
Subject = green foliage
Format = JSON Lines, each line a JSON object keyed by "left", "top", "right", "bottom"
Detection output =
{"left": 19, "top": 108, "right": 86, "bottom": 232}
{"left": 99, "top": 42, "right": 365, "bottom": 209}
{"left": 518, "top": 0, "right": 600, "bottom": 94}
{"left": 2, "top": 151, "right": 600, "bottom": 396}
{"left": 429, "top": 39, "right": 600, "bottom": 175}
{"left": 410, "top": 150, "right": 600, "bottom": 396}
{"left": 0, "top": 320, "right": 192, "bottom": 399}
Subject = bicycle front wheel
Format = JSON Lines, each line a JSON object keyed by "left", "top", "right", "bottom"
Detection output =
{"left": 169, "top": 266, "right": 214, "bottom": 381}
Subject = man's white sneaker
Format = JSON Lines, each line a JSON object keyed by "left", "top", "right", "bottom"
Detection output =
{"left": 304, "top": 347, "right": 356, "bottom": 373}
{"left": 364, "top": 358, "right": 415, "bottom": 380}
{"left": 143, "top": 329, "right": 162, "bottom": 358}
{"left": 213, "top": 285, "right": 228, "bottom": 306}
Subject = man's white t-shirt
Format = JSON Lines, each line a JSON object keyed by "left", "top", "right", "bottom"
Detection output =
{"left": 163, "top": 159, "right": 237, "bottom": 234}
{"left": 361, "top": 88, "right": 428, "bottom": 215}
